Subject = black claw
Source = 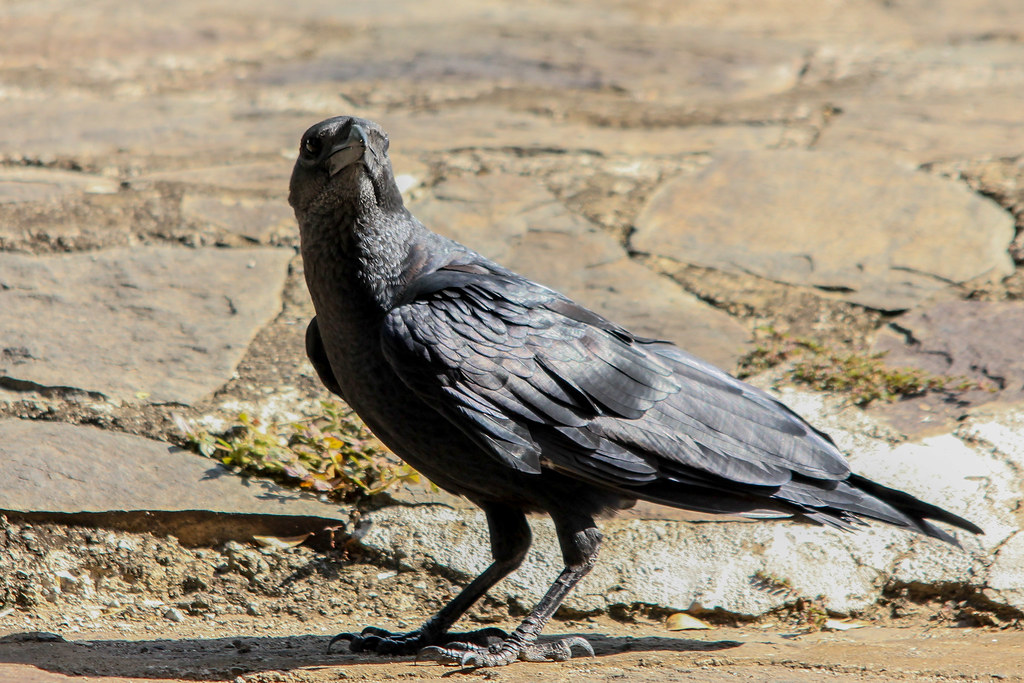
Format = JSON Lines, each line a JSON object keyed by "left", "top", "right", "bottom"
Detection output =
{"left": 561, "top": 636, "right": 595, "bottom": 658}
{"left": 359, "top": 626, "right": 394, "bottom": 637}
{"left": 327, "top": 632, "right": 356, "bottom": 654}
{"left": 329, "top": 625, "right": 431, "bottom": 657}
{"left": 330, "top": 624, "right": 525, "bottom": 662}
{"left": 360, "top": 635, "right": 384, "bottom": 651}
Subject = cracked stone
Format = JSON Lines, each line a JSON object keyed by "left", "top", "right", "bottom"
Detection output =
{"left": 0, "top": 167, "right": 119, "bottom": 205}
{"left": 134, "top": 163, "right": 291, "bottom": 194}
{"left": 811, "top": 42, "right": 1024, "bottom": 160}
{"left": 0, "top": 419, "right": 345, "bottom": 544}
{"left": 818, "top": 94, "right": 1024, "bottom": 162}
{"left": 382, "top": 108, "right": 791, "bottom": 157}
{"left": 258, "top": 21, "right": 805, "bottom": 108}
{"left": 632, "top": 150, "right": 1015, "bottom": 311}
{"left": 181, "top": 194, "right": 295, "bottom": 243}
{"left": 963, "top": 407, "right": 1024, "bottom": 475}
{"left": 986, "top": 532, "right": 1024, "bottom": 612}
{"left": 0, "top": 84, "right": 314, "bottom": 167}
{"left": 409, "top": 173, "right": 749, "bottom": 368}
{"left": 0, "top": 246, "right": 292, "bottom": 405}
{"left": 873, "top": 300, "right": 1024, "bottom": 405}
{"left": 632, "top": 0, "right": 1024, "bottom": 42}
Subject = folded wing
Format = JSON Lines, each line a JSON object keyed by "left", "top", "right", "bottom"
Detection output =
{"left": 380, "top": 258, "right": 979, "bottom": 543}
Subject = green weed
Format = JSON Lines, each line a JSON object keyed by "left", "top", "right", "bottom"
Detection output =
{"left": 737, "top": 327, "right": 982, "bottom": 406}
{"left": 179, "top": 401, "right": 423, "bottom": 501}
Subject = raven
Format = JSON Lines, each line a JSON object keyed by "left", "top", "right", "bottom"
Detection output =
{"left": 289, "top": 115, "right": 982, "bottom": 668}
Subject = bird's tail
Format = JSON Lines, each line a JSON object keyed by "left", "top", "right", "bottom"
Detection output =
{"left": 828, "top": 473, "right": 983, "bottom": 547}
{"left": 625, "top": 470, "right": 982, "bottom": 547}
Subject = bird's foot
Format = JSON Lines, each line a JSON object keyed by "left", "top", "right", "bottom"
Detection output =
{"left": 419, "top": 634, "right": 594, "bottom": 668}
{"left": 329, "top": 624, "right": 507, "bottom": 656}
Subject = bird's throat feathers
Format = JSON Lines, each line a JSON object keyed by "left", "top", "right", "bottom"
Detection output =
{"left": 300, "top": 201, "right": 423, "bottom": 316}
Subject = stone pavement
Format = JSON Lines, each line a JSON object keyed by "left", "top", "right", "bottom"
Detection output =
{"left": 2, "top": 0, "right": 1024, "bottom": 622}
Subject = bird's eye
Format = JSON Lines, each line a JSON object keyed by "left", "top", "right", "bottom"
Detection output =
{"left": 303, "top": 137, "right": 322, "bottom": 158}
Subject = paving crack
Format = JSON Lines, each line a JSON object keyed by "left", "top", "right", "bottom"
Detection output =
{"left": 953, "top": 424, "right": 1024, "bottom": 483}
{"left": 0, "top": 376, "right": 107, "bottom": 402}
{"left": 804, "top": 103, "right": 844, "bottom": 150}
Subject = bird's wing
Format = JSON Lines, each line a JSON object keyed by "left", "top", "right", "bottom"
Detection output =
{"left": 306, "top": 316, "right": 345, "bottom": 399}
{"left": 380, "top": 261, "right": 850, "bottom": 490}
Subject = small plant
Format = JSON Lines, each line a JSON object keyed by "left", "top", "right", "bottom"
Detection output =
{"left": 791, "top": 595, "right": 830, "bottom": 631}
{"left": 737, "top": 329, "right": 825, "bottom": 378}
{"left": 789, "top": 351, "right": 970, "bottom": 406}
{"left": 737, "top": 327, "right": 982, "bottom": 406}
{"left": 179, "top": 401, "right": 424, "bottom": 501}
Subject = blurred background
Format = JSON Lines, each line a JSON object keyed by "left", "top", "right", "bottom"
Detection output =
{"left": 2, "top": 0, "right": 1021, "bottom": 383}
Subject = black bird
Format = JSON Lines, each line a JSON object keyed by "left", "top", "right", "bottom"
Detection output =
{"left": 289, "top": 115, "right": 982, "bottom": 668}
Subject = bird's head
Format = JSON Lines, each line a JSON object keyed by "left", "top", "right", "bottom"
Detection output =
{"left": 288, "top": 116, "right": 403, "bottom": 220}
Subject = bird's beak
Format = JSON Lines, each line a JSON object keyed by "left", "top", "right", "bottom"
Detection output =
{"left": 327, "top": 125, "right": 368, "bottom": 177}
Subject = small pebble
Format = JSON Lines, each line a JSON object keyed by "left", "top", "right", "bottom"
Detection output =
{"left": 163, "top": 608, "right": 185, "bottom": 623}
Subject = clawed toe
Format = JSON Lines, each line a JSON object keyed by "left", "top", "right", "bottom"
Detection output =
{"left": 329, "top": 626, "right": 425, "bottom": 655}
{"left": 417, "top": 644, "right": 493, "bottom": 668}
{"left": 417, "top": 644, "right": 483, "bottom": 663}
{"left": 330, "top": 624, "right": 510, "bottom": 658}
{"left": 523, "top": 636, "right": 594, "bottom": 662}
{"left": 327, "top": 631, "right": 357, "bottom": 653}
{"left": 418, "top": 635, "right": 595, "bottom": 668}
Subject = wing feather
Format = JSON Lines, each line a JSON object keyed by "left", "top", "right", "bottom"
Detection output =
{"left": 380, "top": 262, "right": 851, "bottom": 498}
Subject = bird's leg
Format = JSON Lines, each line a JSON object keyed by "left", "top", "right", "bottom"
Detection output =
{"left": 331, "top": 504, "right": 531, "bottom": 655}
{"left": 421, "top": 514, "right": 601, "bottom": 668}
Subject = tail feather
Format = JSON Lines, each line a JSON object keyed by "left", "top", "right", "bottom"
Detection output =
{"left": 628, "top": 472, "right": 982, "bottom": 547}
{"left": 772, "top": 473, "right": 981, "bottom": 547}
{"left": 842, "top": 473, "right": 983, "bottom": 545}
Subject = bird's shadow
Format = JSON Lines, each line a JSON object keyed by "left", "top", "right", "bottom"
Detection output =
{"left": 0, "top": 631, "right": 743, "bottom": 680}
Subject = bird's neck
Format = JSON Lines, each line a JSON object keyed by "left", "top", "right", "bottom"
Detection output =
{"left": 300, "top": 201, "right": 421, "bottom": 320}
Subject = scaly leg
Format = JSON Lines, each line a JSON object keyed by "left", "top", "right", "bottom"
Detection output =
{"left": 330, "top": 504, "right": 531, "bottom": 655}
{"left": 420, "top": 513, "right": 601, "bottom": 667}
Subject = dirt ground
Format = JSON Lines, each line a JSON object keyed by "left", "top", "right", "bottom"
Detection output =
{"left": 4, "top": 617, "right": 1024, "bottom": 683}
{"left": 1, "top": 518, "right": 1021, "bottom": 682}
